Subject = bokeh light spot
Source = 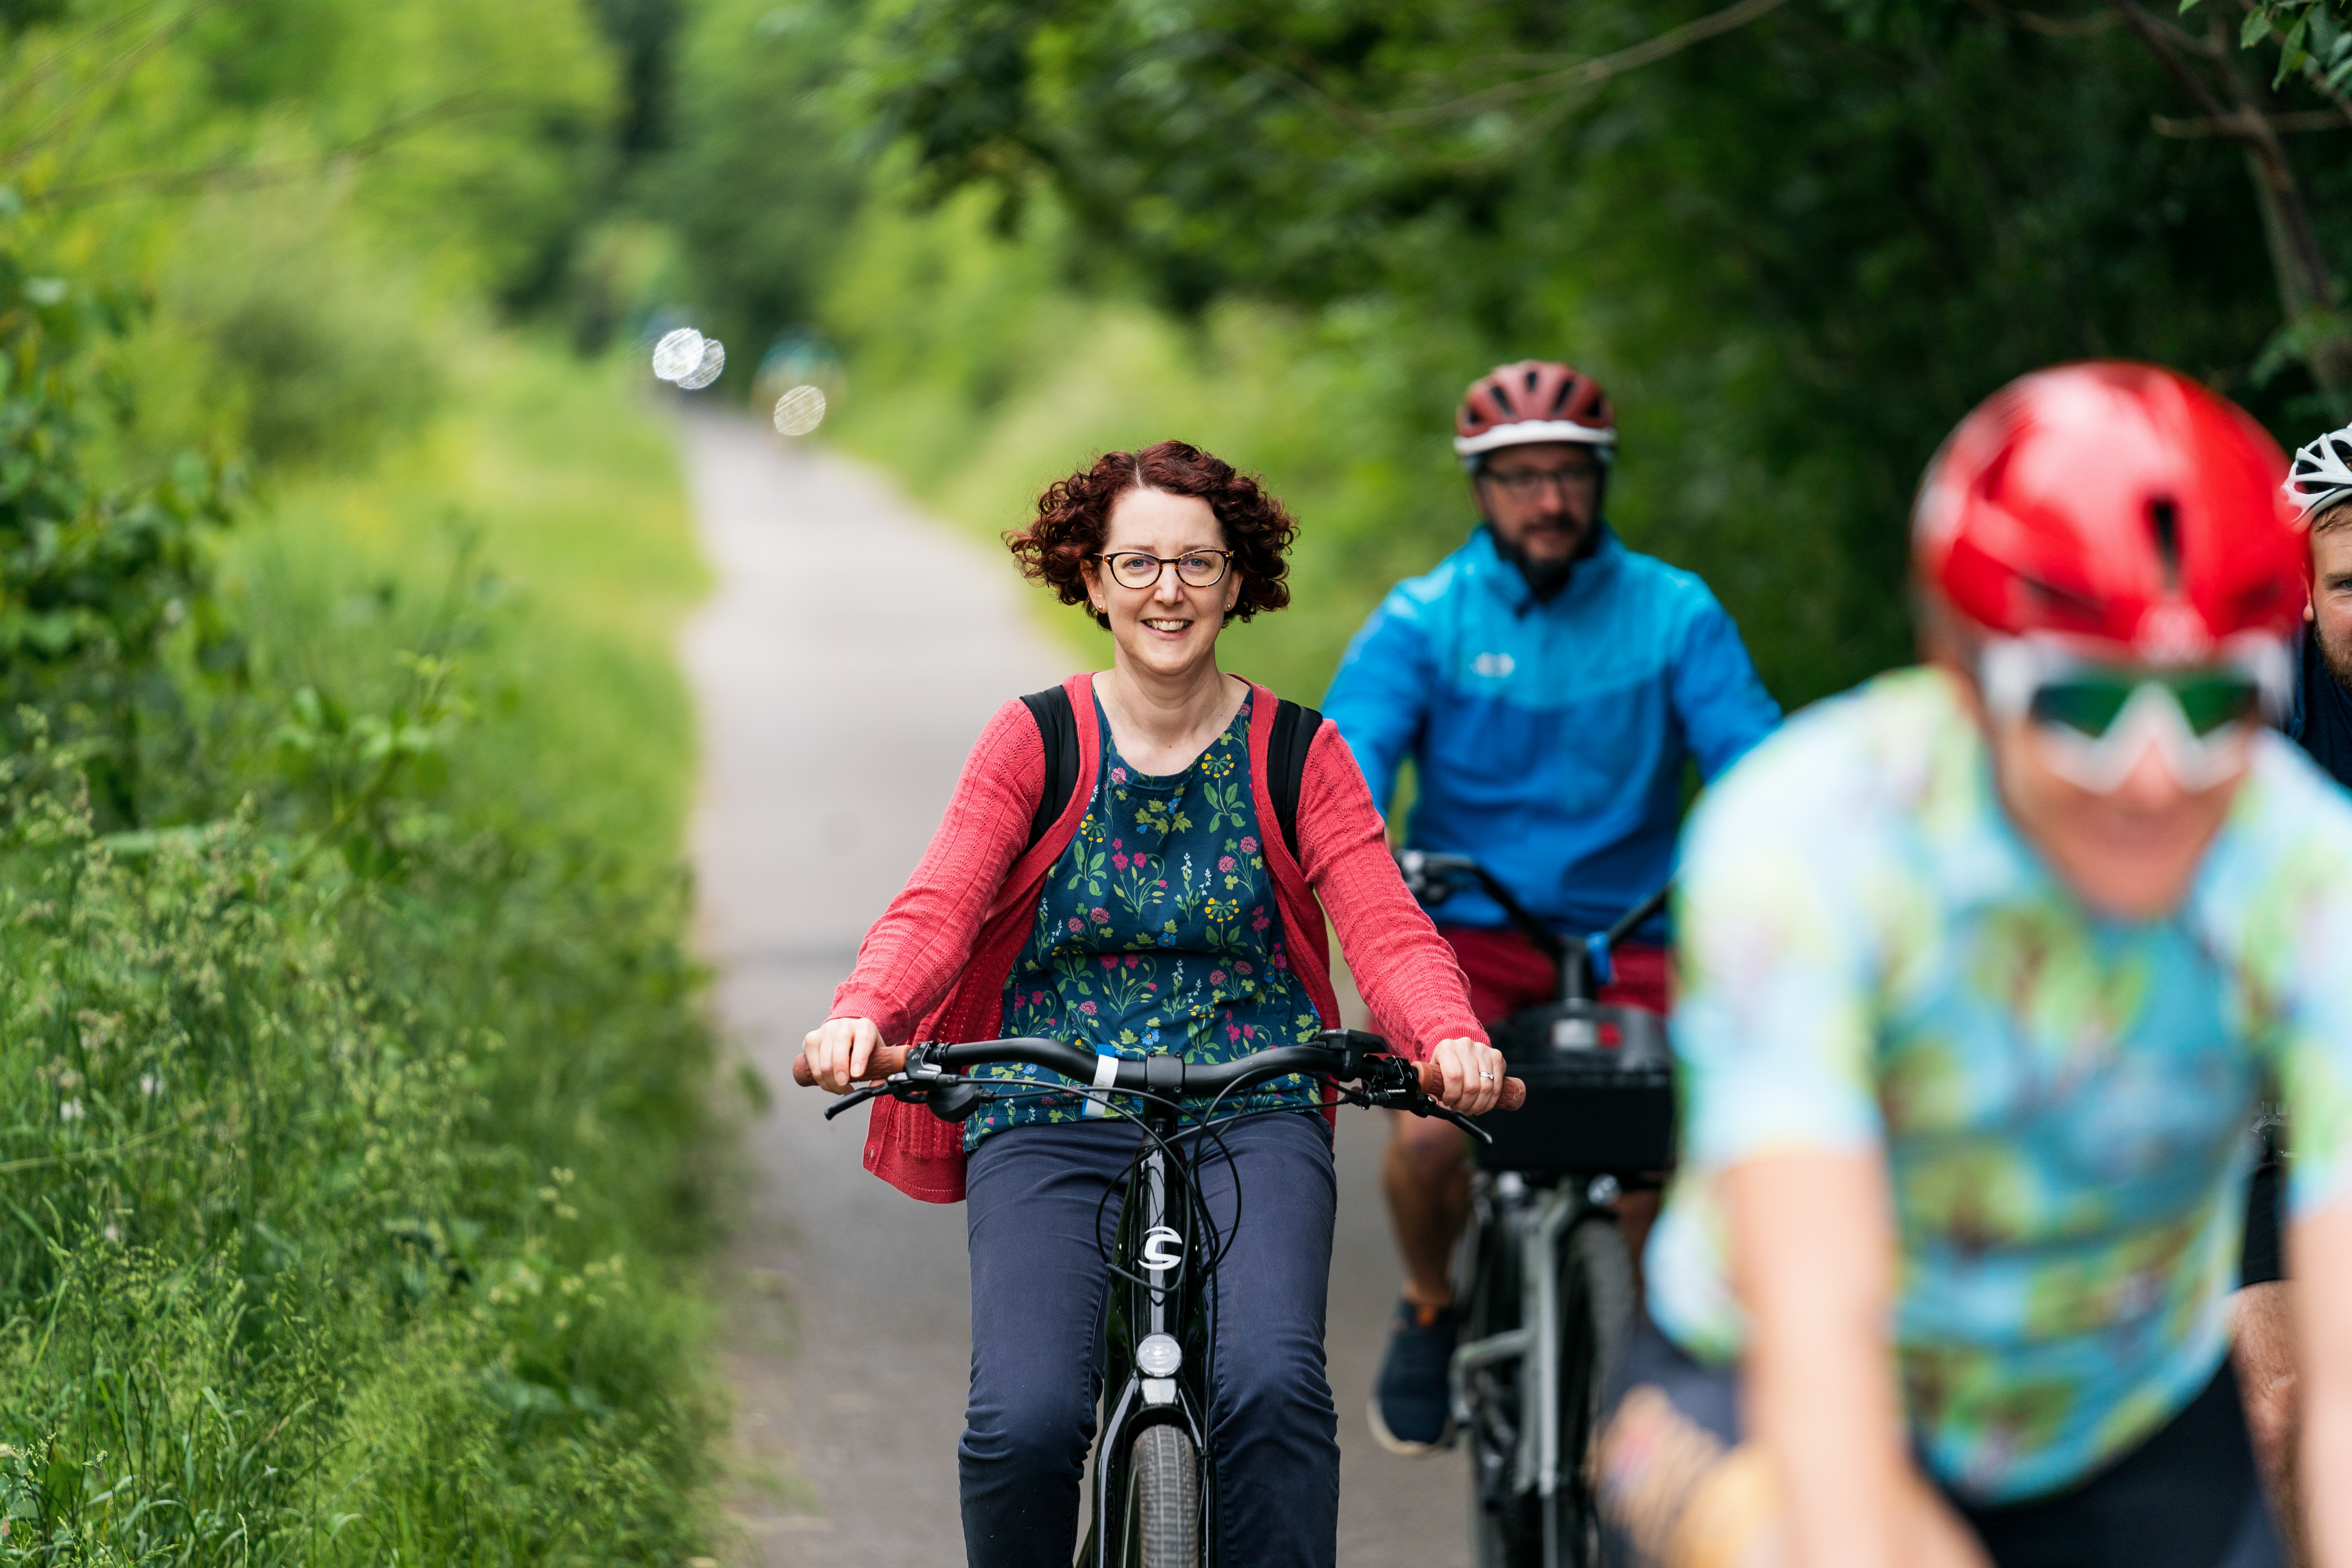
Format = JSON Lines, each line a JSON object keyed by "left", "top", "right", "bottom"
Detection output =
{"left": 677, "top": 338, "right": 726, "bottom": 390}
{"left": 651, "top": 328, "right": 705, "bottom": 382}
{"left": 773, "top": 385, "right": 827, "bottom": 436}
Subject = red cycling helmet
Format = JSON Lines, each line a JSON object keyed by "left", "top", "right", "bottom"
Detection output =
{"left": 1455, "top": 360, "right": 1617, "bottom": 462}
{"left": 1912, "top": 361, "right": 2305, "bottom": 663}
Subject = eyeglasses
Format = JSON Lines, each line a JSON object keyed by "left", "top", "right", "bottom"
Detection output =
{"left": 1481, "top": 465, "right": 1597, "bottom": 499}
{"left": 1095, "top": 549, "right": 1234, "bottom": 590}
{"left": 1976, "top": 634, "right": 2290, "bottom": 791}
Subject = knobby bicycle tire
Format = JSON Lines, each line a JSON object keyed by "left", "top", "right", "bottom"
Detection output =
{"left": 1132, "top": 1425, "right": 1201, "bottom": 1567}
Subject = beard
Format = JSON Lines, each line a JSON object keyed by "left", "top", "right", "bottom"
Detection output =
{"left": 2321, "top": 621, "right": 2352, "bottom": 698}
{"left": 1494, "top": 519, "right": 1599, "bottom": 603}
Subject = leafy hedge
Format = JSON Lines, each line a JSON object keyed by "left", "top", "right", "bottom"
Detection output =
{"left": 0, "top": 248, "right": 718, "bottom": 1564}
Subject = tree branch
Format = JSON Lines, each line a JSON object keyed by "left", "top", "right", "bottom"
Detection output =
{"left": 26, "top": 94, "right": 511, "bottom": 209}
{"left": 1368, "top": 0, "right": 1797, "bottom": 129}
{"left": 0, "top": 2, "right": 207, "bottom": 173}
{"left": 2152, "top": 107, "right": 2352, "bottom": 133}
{"left": 1223, "top": 0, "right": 1794, "bottom": 138}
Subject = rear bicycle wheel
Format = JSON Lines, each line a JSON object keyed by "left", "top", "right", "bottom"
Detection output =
{"left": 1548, "top": 1216, "right": 1635, "bottom": 1566}
{"left": 1132, "top": 1425, "right": 1201, "bottom": 1567}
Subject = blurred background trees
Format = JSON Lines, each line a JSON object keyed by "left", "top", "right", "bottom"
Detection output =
{"left": 649, "top": 0, "right": 2352, "bottom": 705}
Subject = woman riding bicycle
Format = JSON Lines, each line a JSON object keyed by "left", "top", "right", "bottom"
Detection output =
{"left": 799, "top": 440, "right": 1504, "bottom": 1568}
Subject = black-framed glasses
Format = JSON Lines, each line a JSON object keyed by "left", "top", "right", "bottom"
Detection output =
{"left": 1481, "top": 463, "right": 1598, "bottom": 499}
{"left": 1095, "top": 549, "right": 1234, "bottom": 590}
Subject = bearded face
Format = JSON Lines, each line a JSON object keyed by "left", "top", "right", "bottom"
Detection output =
{"left": 2314, "top": 511, "right": 2352, "bottom": 695}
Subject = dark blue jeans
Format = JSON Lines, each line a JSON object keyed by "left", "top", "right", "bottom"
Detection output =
{"left": 960, "top": 1111, "right": 1340, "bottom": 1568}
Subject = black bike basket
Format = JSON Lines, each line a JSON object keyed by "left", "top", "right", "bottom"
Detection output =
{"left": 1474, "top": 1002, "right": 1677, "bottom": 1175}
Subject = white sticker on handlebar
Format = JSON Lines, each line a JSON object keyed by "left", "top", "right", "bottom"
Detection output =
{"left": 1092, "top": 1053, "right": 1119, "bottom": 1091}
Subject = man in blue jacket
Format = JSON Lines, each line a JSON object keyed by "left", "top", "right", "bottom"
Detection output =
{"left": 1323, "top": 360, "right": 1781, "bottom": 1453}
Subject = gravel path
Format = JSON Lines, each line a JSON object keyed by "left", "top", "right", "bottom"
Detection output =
{"left": 677, "top": 411, "right": 1468, "bottom": 1566}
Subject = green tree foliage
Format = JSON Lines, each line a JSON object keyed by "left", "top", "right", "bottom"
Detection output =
{"left": 835, "top": 0, "right": 2352, "bottom": 698}
{"left": 648, "top": 0, "right": 865, "bottom": 374}
{"left": 0, "top": 255, "right": 236, "bottom": 828}
{"left": 653, "top": 0, "right": 2352, "bottom": 707}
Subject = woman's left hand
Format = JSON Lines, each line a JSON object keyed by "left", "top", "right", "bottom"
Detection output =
{"left": 1428, "top": 1036, "right": 1509, "bottom": 1116}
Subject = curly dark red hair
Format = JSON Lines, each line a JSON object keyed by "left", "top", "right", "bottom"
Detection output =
{"left": 1007, "top": 440, "right": 1297, "bottom": 630}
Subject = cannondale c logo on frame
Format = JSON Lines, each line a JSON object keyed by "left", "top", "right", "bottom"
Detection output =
{"left": 1140, "top": 1226, "right": 1185, "bottom": 1273}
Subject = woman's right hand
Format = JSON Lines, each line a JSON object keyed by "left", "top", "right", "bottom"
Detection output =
{"left": 802, "top": 1016, "right": 887, "bottom": 1093}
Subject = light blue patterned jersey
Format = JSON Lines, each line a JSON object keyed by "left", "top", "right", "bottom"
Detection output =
{"left": 1647, "top": 666, "right": 2352, "bottom": 1503}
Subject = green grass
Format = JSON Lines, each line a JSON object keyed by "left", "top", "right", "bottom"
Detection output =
{"left": 0, "top": 335, "right": 723, "bottom": 1566}
{"left": 224, "top": 342, "right": 708, "bottom": 848}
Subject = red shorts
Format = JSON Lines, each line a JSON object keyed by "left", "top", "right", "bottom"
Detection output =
{"left": 1437, "top": 925, "right": 1670, "bottom": 1028}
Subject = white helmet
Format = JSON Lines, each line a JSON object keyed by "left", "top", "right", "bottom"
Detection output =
{"left": 2285, "top": 422, "right": 2352, "bottom": 521}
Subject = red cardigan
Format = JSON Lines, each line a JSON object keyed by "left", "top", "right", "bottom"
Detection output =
{"left": 830, "top": 672, "right": 1488, "bottom": 1203}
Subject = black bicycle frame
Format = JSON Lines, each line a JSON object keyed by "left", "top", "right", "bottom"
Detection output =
{"left": 1085, "top": 1093, "right": 1216, "bottom": 1566}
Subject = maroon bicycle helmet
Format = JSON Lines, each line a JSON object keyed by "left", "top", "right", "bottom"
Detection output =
{"left": 1454, "top": 361, "right": 1617, "bottom": 463}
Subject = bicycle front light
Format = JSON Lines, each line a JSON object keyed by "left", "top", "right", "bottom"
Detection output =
{"left": 1135, "top": 1333, "right": 1182, "bottom": 1377}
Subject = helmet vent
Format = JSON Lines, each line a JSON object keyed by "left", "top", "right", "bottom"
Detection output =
{"left": 2016, "top": 573, "right": 2106, "bottom": 631}
{"left": 2147, "top": 497, "right": 2181, "bottom": 592}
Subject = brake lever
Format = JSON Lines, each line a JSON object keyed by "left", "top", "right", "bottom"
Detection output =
{"left": 823, "top": 1083, "right": 889, "bottom": 1121}
{"left": 1347, "top": 1064, "right": 1498, "bottom": 1146}
{"left": 1415, "top": 1098, "right": 1495, "bottom": 1146}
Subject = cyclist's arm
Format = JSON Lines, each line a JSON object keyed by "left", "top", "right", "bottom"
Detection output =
{"left": 1292, "top": 721, "right": 1499, "bottom": 1109}
{"left": 1668, "top": 588, "right": 1781, "bottom": 783}
{"left": 1321, "top": 603, "right": 1435, "bottom": 820}
{"left": 2296, "top": 1213, "right": 2352, "bottom": 1561}
{"left": 1730, "top": 1152, "right": 1986, "bottom": 1568}
{"left": 1673, "top": 729, "right": 1987, "bottom": 1564}
{"left": 2259, "top": 768, "right": 2352, "bottom": 1565}
{"left": 826, "top": 698, "right": 1043, "bottom": 1042}
{"left": 2296, "top": 1205, "right": 2352, "bottom": 1566}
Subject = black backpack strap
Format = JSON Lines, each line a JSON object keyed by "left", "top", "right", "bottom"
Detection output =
{"left": 1268, "top": 699, "right": 1321, "bottom": 860}
{"left": 1018, "top": 684, "right": 1082, "bottom": 854}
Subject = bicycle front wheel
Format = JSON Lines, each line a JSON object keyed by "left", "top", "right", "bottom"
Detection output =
{"left": 1550, "top": 1216, "right": 1635, "bottom": 1566}
{"left": 1132, "top": 1424, "right": 1202, "bottom": 1567}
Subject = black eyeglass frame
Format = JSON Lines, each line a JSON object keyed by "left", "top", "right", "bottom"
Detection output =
{"left": 1476, "top": 461, "right": 1602, "bottom": 500}
{"left": 1092, "top": 549, "right": 1236, "bottom": 590}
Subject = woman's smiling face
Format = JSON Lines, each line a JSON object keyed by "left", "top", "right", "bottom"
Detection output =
{"left": 1084, "top": 487, "right": 1237, "bottom": 682}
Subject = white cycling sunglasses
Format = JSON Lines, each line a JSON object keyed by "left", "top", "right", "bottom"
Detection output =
{"left": 1975, "top": 633, "right": 2292, "bottom": 792}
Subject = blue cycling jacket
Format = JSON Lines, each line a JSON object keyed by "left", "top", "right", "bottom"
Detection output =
{"left": 1322, "top": 523, "right": 1780, "bottom": 940}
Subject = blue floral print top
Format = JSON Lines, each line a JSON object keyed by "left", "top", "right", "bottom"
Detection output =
{"left": 969, "top": 690, "right": 1327, "bottom": 1149}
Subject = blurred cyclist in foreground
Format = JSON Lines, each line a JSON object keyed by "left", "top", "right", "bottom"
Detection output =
{"left": 1322, "top": 360, "right": 1779, "bottom": 1452}
{"left": 1600, "top": 363, "right": 2352, "bottom": 1567}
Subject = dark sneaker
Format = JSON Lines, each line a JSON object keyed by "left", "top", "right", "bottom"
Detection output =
{"left": 1368, "top": 1298, "right": 1459, "bottom": 1454}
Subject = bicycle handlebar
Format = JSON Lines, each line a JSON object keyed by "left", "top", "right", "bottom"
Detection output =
{"left": 1398, "top": 849, "right": 1670, "bottom": 1002}
{"left": 789, "top": 1034, "right": 1526, "bottom": 1112}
